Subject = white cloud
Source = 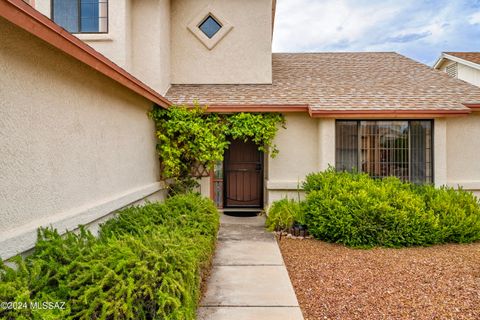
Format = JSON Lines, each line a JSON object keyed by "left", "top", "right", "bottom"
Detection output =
{"left": 272, "top": 0, "right": 480, "bottom": 64}
{"left": 273, "top": 0, "right": 405, "bottom": 51}
{"left": 469, "top": 12, "right": 480, "bottom": 24}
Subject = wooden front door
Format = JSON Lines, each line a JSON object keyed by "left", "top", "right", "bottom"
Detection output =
{"left": 224, "top": 139, "right": 263, "bottom": 208}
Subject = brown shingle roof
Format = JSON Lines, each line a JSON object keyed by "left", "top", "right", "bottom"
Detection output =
{"left": 445, "top": 52, "right": 480, "bottom": 65}
{"left": 166, "top": 52, "right": 480, "bottom": 112}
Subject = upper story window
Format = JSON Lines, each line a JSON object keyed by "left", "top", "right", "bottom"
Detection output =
{"left": 336, "top": 120, "right": 433, "bottom": 184}
{"left": 52, "top": 0, "right": 108, "bottom": 33}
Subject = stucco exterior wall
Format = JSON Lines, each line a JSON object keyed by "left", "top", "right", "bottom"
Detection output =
{"left": 434, "top": 118, "right": 448, "bottom": 187}
{"left": 266, "top": 113, "right": 320, "bottom": 204}
{"left": 0, "top": 18, "right": 164, "bottom": 259}
{"left": 34, "top": 0, "right": 132, "bottom": 69}
{"left": 74, "top": 0, "right": 132, "bottom": 70}
{"left": 446, "top": 113, "right": 480, "bottom": 197}
{"left": 317, "top": 118, "right": 336, "bottom": 170}
{"left": 171, "top": 0, "right": 272, "bottom": 84}
{"left": 34, "top": 0, "right": 171, "bottom": 95}
{"left": 131, "top": 0, "right": 171, "bottom": 94}
{"left": 34, "top": 0, "right": 274, "bottom": 90}
{"left": 35, "top": 0, "right": 50, "bottom": 17}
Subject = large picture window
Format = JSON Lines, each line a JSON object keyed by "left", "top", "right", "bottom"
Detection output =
{"left": 336, "top": 120, "right": 433, "bottom": 183}
{"left": 52, "top": 0, "right": 108, "bottom": 33}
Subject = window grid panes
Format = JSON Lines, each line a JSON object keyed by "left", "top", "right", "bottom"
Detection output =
{"left": 336, "top": 120, "right": 433, "bottom": 184}
{"left": 53, "top": 0, "right": 108, "bottom": 33}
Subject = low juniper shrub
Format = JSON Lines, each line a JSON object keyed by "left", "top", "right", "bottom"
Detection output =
{"left": 0, "top": 193, "right": 219, "bottom": 320}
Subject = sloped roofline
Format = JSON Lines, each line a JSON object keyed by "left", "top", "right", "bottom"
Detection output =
{"left": 0, "top": 0, "right": 172, "bottom": 108}
{"left": 433, "top": 52, "right": 480, "bottom": 71}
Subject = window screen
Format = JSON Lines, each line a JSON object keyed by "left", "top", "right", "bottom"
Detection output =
{"left": 336, "top": 120, "right": 433, "bottom": 183}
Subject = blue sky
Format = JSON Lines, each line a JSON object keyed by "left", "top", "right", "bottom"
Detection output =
{"left": 272, "top": 0, "right": 480, "bottom": 66}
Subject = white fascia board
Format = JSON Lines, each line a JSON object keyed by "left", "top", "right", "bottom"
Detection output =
{"left": 433, "top": 54, "right": 446, "bottom": 69}
{"left": 442, "top": 54, "right": 480, "bottom": 71}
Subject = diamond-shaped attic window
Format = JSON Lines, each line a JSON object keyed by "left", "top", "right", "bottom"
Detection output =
{"left": 187, "top": 7, "right": 233, "bottom": 50}
{"left": 199, "top": 15, "right": 222, "bottom": 39}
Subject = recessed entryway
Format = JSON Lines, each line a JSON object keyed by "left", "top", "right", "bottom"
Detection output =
{"left": 224, "top": 139, "right": 264, "bottom": 209}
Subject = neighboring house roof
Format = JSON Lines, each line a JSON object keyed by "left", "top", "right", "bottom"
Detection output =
{"left": 433, "top": 52, "right": 480, "bottom": 71}
{"left": 445, "top": 52, "right": 480, "bottom": 65}
{"left": 167, "top": 52, "right": 480, "bottom": 117}
{"left": 0, "top": 0, "right": 171, "bottom": 108}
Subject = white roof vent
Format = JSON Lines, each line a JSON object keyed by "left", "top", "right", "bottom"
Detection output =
{"left": 446, "top": 63, "right": 458, "bottom": 78}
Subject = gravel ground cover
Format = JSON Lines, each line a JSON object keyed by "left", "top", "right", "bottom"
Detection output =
{"left": 279, "top": 238, "right": 480, "bottom": 320}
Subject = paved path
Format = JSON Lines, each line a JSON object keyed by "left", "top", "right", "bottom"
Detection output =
{"left": 197, "top": 214, "right": 304, "bottom": 320}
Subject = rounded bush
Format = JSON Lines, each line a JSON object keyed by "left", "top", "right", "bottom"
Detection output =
{"left": 303, "top": 168, "right": 480, "bottom": 248}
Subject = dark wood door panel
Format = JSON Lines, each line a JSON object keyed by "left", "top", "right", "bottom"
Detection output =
{"left": 224, "top": 139, "right": 263, "bottom": 208}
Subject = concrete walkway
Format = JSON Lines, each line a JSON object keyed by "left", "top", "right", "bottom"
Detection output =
{"left": 197, "top": 214, "right": 304, "bottom": 320}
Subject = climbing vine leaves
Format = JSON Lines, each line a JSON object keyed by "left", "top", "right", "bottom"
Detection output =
{"left": 148, "top": 104, "right": 286, "bottom": 179}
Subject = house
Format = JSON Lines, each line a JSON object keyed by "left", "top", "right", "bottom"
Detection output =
{"left": 434, "top": 52, "right": 480, "bottom": 87}
{"left": 2, "top": 0, "right": 480, "bottom": 259}
{"left": 0, "top": 0, "right": 170, "bottom": 259}
{"left": 167, "top": 52, "right": 480, "bottom": 207}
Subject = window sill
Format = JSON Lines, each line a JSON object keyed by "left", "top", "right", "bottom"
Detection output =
{"left": 74, "top": 33, "right": 113, "bottom": 42}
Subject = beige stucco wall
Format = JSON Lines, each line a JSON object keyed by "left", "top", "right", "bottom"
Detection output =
{"left": 75, "top": 0, "right": 132, "bottom": 70}
{"left": 171, "top": 0, "right": 272, "bottom": 84}
{"left": 35, "top": 0, "right": 50, "bottom": 17}
{"left": 35, "top": 0, "right": 274, "bottom": 90}
{"left": 434, "top": 118, "right": 448, "bottom": 187}
{"left": 0, "top": 18, "right": 164, "bottom": 259}
{"left": 265, "top": 114, "right": 335, "bottom": 204}
{"left": 131, "top": 0, "right": 171, "bottom": 94}
{"left": 34, "top": 0, "right": 172, "bottom": 95}
{"left": 34, "top": 0, "right": 132, "bottom": 69}
{"left": 446, "top": 113, "right": 480, "bottom": 197}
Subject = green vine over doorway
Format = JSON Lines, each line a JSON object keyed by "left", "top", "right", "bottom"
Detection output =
{"left": 148, "top": 103, "right": 286, "bottom": 185}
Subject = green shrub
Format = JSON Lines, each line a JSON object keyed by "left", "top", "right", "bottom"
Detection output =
{"left": 0, "top": 194, "right": 219, "bottom": 320}
{"left": 416, "top": 185, "right": 480, "bottom": 243}
{"left": 166, "top": 177, "right": 200, "bottom": 197}
{"left": 303, "top": 168, "right": 480, "bottom": 248}
{"left": 148, "top": 105, "right": 285, "bottom": 180}
{"left": 265, "top": 198, "right": 304, "bottom": 231}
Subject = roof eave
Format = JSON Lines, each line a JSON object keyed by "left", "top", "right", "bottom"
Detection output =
{"left": 464, "top": 103, "right": 480, "bottom": 111}
{"left": 0, "top": 0, "right": 171, "bottom": 108}
{"left": 433, "top": 54, "right": 446, "bottom": 69}
{"left": 440, "top": 53, "right": 480, "bottom": 71}
{"left": 309, "top": 109, "right": 472, "bottom": 119}
{"left": 204, "top": 104, "right": 309, "bottom": 113}
{"left": 190, "top": 102, "right": 474, "bottom": 118}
